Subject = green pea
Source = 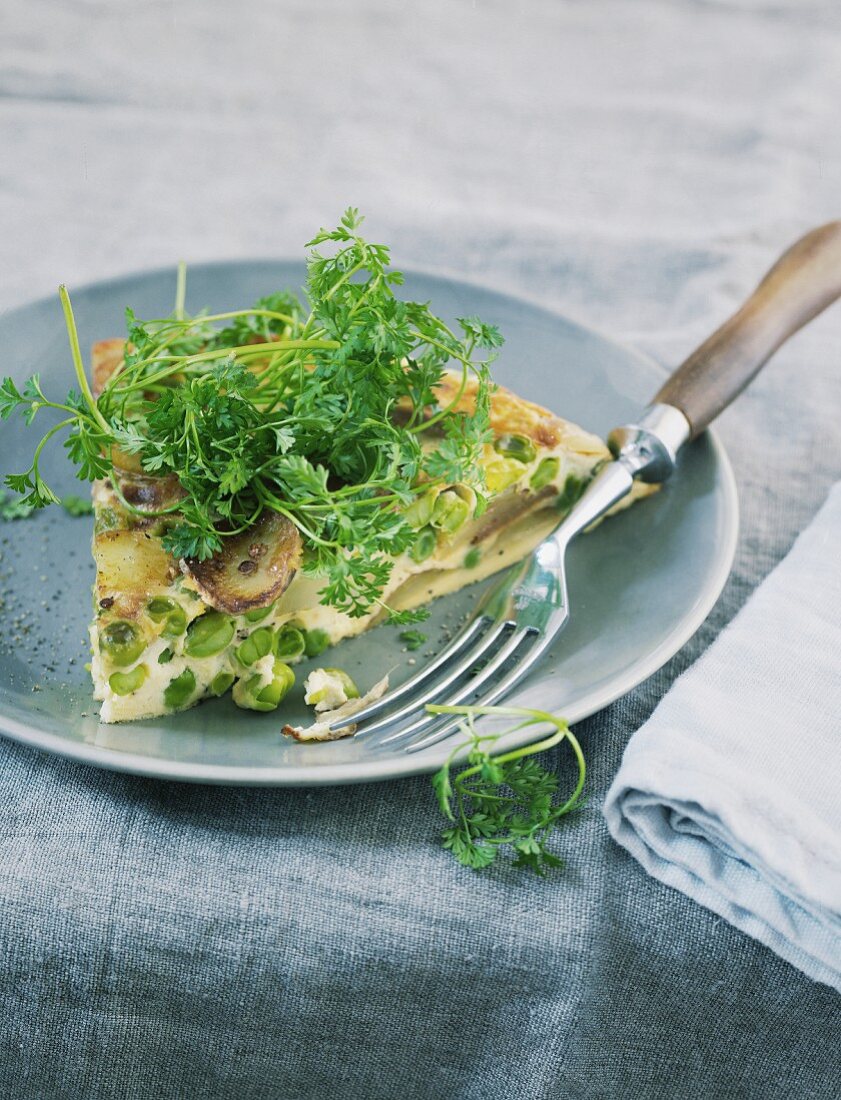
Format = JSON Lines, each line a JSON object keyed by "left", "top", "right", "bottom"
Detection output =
{"left": 259, "top": 661, "right": 295, "bottom": 706}
{"left": 303, "top": 629, "right": 330, "bottom": 658}
{"left": 109, "top": 664, "right": 148, "bottom": 696}
{"left": 146, "top": 596, "right": 187, "bottom": 637}
{"left": 463, "top": 547, "right": 481, "bottom": 569}
{"left": 147, "top": 597, "right": 176, "bottom": 619}
{"left": 410, "top": 527, "right": 437, "bottom": 563}
{"left": 275, "top": 625, "right": 306, "bottom": 661}
{"left": 100, "top": 620, "right": 146, "bottom": 668}
{"left": 404, "top": 490, "right": 438, "bottom": 529}
{"left": 184, "top": 612, "right": 235, "bottom": 658}
{"left": 233, "top": 660, "right": 295, "bottom": 712}
{"left": 210, "top": 671, "right": 235, "bottom": 697}
{"left": 157, "top": 648, "right": 174, "bottom": 665}
{"left": 244, "top": 603, "right": 275, "bottom": 624}
{"left": 163, "top": 668, "right": 196, "bottom": 709}
{"left": 557, "top": 473, "right": 586, "bottom": 512}
{"left": 493, "top": 433, "right": 537, "bottom": 464}
{"left": 307, "top": 668, "right": 359, "bottom": 707}
{"left": 335, "top": 669, "right": 360, "bottom": 699}
{"left": 163, "top": 609, "right": 186, "bottom": 636}
{"left": 235, "top": 626, "right": 275, "bottom": 667}
{"left": 530, "top": 456, "right": 560, "bottom": 491}
{"left": 484, "top": 457, "right": 523, "bottom": 493}
{"left": 431, "top": 491, "right": 470, "bottom": 533}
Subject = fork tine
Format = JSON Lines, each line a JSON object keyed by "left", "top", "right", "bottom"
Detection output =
{"left": 401, "top": 716, "right": 470, "bottom": 755}
{"left": 404, "top": 630, "right": 561, "bottom": 753}
{"left": 370, "top": 626, "right": 538, "bottom": 748}
{"left": 351, "top": 620, "right": 515, "bottom": 738}
{"left": 327, "top": 614, "right": 492, "bottom": 731}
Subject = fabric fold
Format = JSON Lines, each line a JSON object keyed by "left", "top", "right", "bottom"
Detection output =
{"left": 604, "top": 483, "right": 841, "bottom": 991}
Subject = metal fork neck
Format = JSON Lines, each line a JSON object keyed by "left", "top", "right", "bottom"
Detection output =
{"left": 554, "top": 403, "right": 691, "bottom": 546}
{"left": 607, "top": 403, "right": 691, "bottom": 484}
{"left": 554, "top": 460, "right": 635, "bottom": 545}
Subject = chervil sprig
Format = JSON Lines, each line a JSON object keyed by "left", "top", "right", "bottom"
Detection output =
{"left": 0, "top": 209, "right": 503, "bottom": 619}
{"left": 429, "top": 705, "right": 586, "bottom": 873}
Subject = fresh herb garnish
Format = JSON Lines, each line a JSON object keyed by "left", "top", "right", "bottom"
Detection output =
{"left": 0, "top": 489, "right": 36, "bottom": 520}
{"left": 0, "top": 488, "right": 94, "bottom": 520}
{"left": 61, "top": 494, "right": 93, "bottom": 517}
{"left": 399, "top": 629, "right": 427, "bottom": 650}
{"left": 0, "top": 209, "right": 503, "bottom": 619}
{"left": 429, "top": 705, "right": 586, "bottom": 873}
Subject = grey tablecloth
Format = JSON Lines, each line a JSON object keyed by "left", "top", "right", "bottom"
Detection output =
{"left": 2, "top": 2, "right": 840, "bottom": 1097}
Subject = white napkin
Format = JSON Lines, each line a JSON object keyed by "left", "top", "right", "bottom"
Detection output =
{"left": 604, "top": 483, "right": 841, "bottom": 990}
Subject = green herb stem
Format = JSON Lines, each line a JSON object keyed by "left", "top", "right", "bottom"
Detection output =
{"left": 59, "top": 285, "right": 110, "bottom": 432}
{"left": 174, "top": 261, "right": 187, "bottom": 321}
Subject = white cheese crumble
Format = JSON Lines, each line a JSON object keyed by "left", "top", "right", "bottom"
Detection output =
{"left": 303, "top": 668, "right": 352, "bottom": 713}
{"left": 285, "top": 675, "right": 390, "bottom": 742}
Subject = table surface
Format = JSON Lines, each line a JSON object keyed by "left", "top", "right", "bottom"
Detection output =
{"left": 1, "top": 2, "right": 840, "bottom": 1097}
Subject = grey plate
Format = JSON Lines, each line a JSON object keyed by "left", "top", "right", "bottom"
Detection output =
{"left": 0, "top": 262, "right": 738, "bottom": 785}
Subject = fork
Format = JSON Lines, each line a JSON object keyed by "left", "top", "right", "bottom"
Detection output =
{"left": 331, "top": 221, "right": 841, "bottom": 753}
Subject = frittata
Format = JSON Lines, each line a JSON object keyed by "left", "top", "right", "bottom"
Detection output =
{"left": 89, "top": 340, "right": 654, "bottom": 723}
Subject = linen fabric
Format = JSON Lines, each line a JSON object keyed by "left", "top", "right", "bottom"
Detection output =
{"left": 1, "top": 2, "right": 840, "bottom": 1097}
{"left": 605, "top": 484, "right": 841, "bottom": 991}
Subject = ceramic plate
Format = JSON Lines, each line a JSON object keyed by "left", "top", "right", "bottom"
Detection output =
{"left": 0, "top": 262, "right": 738, "bottom": 785}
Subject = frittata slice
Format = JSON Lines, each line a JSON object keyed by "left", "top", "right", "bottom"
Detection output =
{"left": 89, "top": 340, "right": 655, "bottom": 723}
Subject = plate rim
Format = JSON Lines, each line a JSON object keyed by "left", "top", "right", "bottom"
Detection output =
{"left": 0, "top": 260, "right": 739, "bottom": 786}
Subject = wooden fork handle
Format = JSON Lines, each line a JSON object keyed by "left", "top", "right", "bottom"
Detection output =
{"left": 654, "top": 221, "right": 841, "bottom": 439}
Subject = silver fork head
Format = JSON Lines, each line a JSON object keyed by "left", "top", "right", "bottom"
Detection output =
{"left": 369, "top": 625, "right": 547, "bottom": 750}
{"left": 335, "top": 457, "right": 638, "bottom": 752}
{"left": 339, "top": 535, "right": 572, "bottom": 747}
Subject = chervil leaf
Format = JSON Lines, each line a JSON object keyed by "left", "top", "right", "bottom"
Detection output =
{"left": 4, "top": 468, "right": 61, "bottom": 511}
{"left": 0, "top": 376, "right": 25, "bottom": 418}
{"left": 441, "top": 827, "right": 497, "bottom": 869}
{"left": 457, "top": 315, "right": 505, "bottom": 350}
{"left": 427, "top": 705, "right": 586, "bottom": 875}
{"left": 61, "top": 494, "right": 93, "bottom": 516}
{"left": 384, "top": 606, "right": 430, "bottom": 627}
{"left": 161, "top": 519, "right": 221, "bottom": 562}
{"left": 0, "top": 490, "right": 35, "bottom": 520}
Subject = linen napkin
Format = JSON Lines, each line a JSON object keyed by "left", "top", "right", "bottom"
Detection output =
{"left": 604, "top": 483, "right": 841, "bottom": 991}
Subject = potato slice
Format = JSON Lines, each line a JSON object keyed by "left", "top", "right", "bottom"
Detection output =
{"left": 116, "top": 472, "right": 185, "bottom": 515}
{"left": 94, "top": 529, "right": 175, "bottom": 618}
{"left": 180, "top": 510, "right": 302, "bottom": 614}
